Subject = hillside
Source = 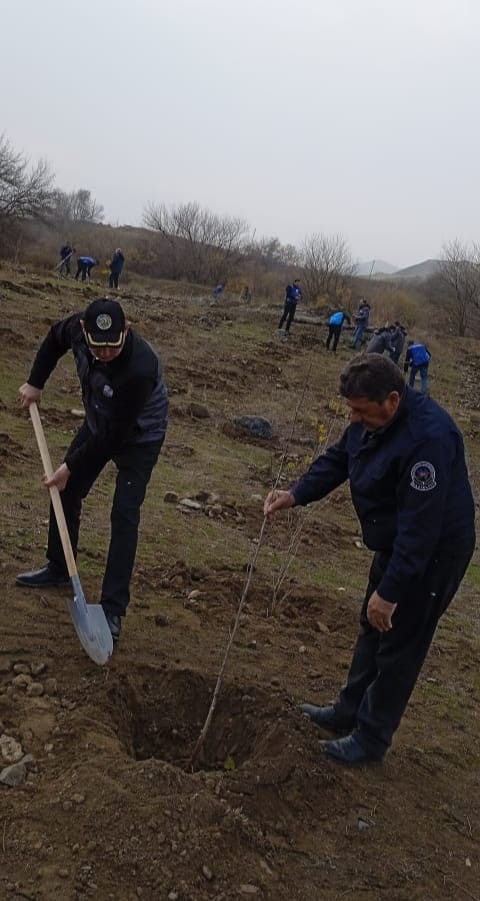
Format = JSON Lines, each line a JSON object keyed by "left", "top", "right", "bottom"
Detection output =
{"left": 0, "top": 267, "right": 479, "bottom": 900}
{"left": 393, "top": 259, "right": 441, "bottom": 280}
{"left": 355, "top": 259, "right": 398, "bottom": 276}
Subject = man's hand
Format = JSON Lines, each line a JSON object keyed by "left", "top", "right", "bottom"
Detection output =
{"left": 44, "top": 463, "right": 70, "bottom": 492}
{"left": 263, "top": 489, "right": 295, "bottom": 517}
{"left": 367, "top": 590, "right": 397, "bottom": 633}
{"left": 19, "top": 383, "right": 42, "bottom": 408}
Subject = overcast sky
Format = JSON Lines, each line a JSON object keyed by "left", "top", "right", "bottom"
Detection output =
{"left": 2, "top": 0, "right": 480, "bottom": 267}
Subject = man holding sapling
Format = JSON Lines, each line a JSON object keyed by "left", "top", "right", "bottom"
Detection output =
{"left": 264, "top": 354, "right": 475, "bottom": 765}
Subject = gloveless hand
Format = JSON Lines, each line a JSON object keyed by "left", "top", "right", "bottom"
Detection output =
{"left": 367, "top": 590, "right": 397, "bottom": 633}
{"left": 263, "top": 489, "right": 295, "bottom": 517}
{"left": 44, "top": 463, "right": 70, "bottom": 492}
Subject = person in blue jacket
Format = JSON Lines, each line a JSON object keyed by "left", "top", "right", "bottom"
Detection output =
{"left": 264, "top": 354, "right": 475, "bottom": 764}
{"left": 326, "top": 309, "right": 351, "bottom": 353}
{"left": 109, "top": 248, "right": 125, "bottom": 289}
{"left": 75, "top": 256, "right": 98, "bottom": 282}
{"left": 404, "top": 340, "right": 431, "bottom": 393}
{"left": 278, "top": 279, "right": 302, "bottom": 336}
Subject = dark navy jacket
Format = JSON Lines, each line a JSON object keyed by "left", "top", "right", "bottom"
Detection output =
{"left": 28, "top": 315, "right": 168, "bottom": 475}
{"left": 110, "top": 252, "right": 124, "bottom": 274}
{"left": 291, "top": 388, "right": 475, "bottom": 605}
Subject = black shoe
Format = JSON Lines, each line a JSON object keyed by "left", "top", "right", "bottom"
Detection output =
{"left": 16, "top": 565, "right": 69, "bottom": 588}
{"left": 103, "top": 610, "right": 121, "bottom": 641}
{"left": 301, "top": 703, "right": 354, "bottom": 734}
{"left": 319, "top": 733, "right": 383, "bottom": 766}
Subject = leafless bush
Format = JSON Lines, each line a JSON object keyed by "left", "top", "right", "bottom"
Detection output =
{"left": 437, "top": 239, "right": 480, "bottom": 336}
{"left": 51, "top": 188, "right": 104, "bottom": 228}
{"left": 300, "top": 232, "right": 356, "bottom": 303}
{"left": 0, "top": 134, "right": 54, "bottom": 250}
{"left": 143, "top": 200, "right": 251, "bottom": 283}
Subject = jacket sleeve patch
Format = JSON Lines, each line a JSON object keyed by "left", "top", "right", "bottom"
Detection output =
{"left": 410, "top": 461, "right": 436, "bottom": 491}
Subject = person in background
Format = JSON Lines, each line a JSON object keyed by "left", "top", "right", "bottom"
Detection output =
{"left": 389, "top": 322, "right": 407, "bottom": 365}
{"left": 59, "top": 243, "right": 75, "bottom": 277}
{"left": 109, "top": 248, "right": 125, "bottom": 289}
{"left": 326, "top": 309, "right": 351, "bottom": 353}
{"left": 350, "top": 300, "right": 371, "bottom": 349}
{"left": 263, "top": 354, "right": 475, "bottom": 765}
{"left": 212, "top": 282, "right": 225, "bottom": 300}
{"left": 404, "top": 340, "right": 431, "bottom": 393}
{"left": 75, "top": 256, "right": 98, "bottom": 282}
{"left": 16, "top": 298, "right": 168, "bottom": 643}
{"left": 366, "top": 326, "right": 394, "bottom": 355}
{"left": 278, "top": 278, "right": 302, "bottom": 337}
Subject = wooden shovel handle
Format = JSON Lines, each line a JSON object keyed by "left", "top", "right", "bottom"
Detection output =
{"left": 29, "top": 402, "right": 77, "bottom": 578}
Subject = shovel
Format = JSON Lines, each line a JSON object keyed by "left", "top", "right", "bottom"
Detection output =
{"left": 29, "top": 403, "right": 113, "bottom": 666}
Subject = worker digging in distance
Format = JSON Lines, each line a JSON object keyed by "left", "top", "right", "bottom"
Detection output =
{"left": 264, "top": 354, "right": 475, "bottom": 765}
{"left": 278, "top": 278, "right": 302, "bottom": 338}
{"left": 16, "top": 298, "right": 169, "bottom": 643}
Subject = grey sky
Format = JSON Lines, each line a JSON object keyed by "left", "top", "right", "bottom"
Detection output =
{"left": 3, "top": 0, "right": 480, "bottom": 267}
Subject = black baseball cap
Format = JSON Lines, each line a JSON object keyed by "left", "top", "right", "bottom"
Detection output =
{"left": 83, "top": 298, "right": 126, "bottom": 347}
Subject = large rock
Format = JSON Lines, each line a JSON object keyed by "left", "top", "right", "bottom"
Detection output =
{"left": 234, "top": 416, "right": 273, "bottom": 440}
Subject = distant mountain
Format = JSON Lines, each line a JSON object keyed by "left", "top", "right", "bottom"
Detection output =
{"left": 393, "top": 259, "right": 441, "bottom": 280}
{"left": 355, "top": 260, "right": 398, "bottom": 277}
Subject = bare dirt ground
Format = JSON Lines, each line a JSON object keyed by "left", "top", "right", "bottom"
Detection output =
{"left": 0, "top": 268, "right": 479, "bottom": 901}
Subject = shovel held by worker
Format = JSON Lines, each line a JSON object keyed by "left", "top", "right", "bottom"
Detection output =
{"left": 29, "top": 403, "right": 113, "bottom": 665}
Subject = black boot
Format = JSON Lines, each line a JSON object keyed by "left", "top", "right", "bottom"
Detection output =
{"left": 319, "top": 734, "right": 384, "bottom": 765}
{"left": 16, "top": 565, "right": 69, "bottom": 588}
{"left": 102, "top": 609, "right": 121, "bottom": 641}
{"left": 301, "top": 703, "right": 355, "bottom": 733}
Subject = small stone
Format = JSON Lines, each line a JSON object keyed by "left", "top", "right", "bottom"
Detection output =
{"left": 31, "top": 662, "right": 47, "bottom": 676}
{"left": 178, "top": 498, "right": 202, "bottom": 511}
{"left": 357, "top": 818, "right": 370, "bottom": 831}
{"left": 44, "top": 678, "right": 58, "bottom": 695}
{"left": 188, "top": 589, "right": 202, "bottom": 600}
{"left": 466, "top": 858, "right": 471, "bottom": 867}
{"left": 13, "top": 663, "right": 31, "bottom": 675}
{"left": 234, "top": 415, "right": 273, "bottom": 440}
{"left": 72, "top": 793, "right": 85, "bottom": 805}
{"left": 299, "top": 645, "right": 307, "bottom": 654}
{"left": 315, "top": 620, "right": 330, "bottom": 634}
{"left": 70, "top": 409, "right": 85, "bottom": 418}
{"left": 207, "top": 504, "right": 223, "bottom": 517}
{"left": 164, "top": 491, "right": 179, "bottom": 504}
{"left": 240, "top": 885, "right": 259, "bottom": 895}
{"left": 12, "top": 673, "right": 33, "bottom": 689}
{"left": 45, "top": 743, "right": 54, "bottom": 753}
{"left": 270, "top": 677, "right": 280, "bottom": 686}
{"left": 187, "top": 402, "right": 210, "bottom": 419}
{"left": 202, "top": 864, "right": 213, "bottom": 881}
{"left": 26, "top": 682, "right": 44, "bottom": 697}
{"left": 0, "top": 761, "right": 27, "bottom": 786}
{"left": 247, "top": 640, "right": 257, "bottom": 650}
{"left": 72, "top": 844, "right": 80, "bottom": 854}
{"left": 0, "top": 734, "right": 23, "bottom": 763}
{"left": 0, "top": 660, "right": 11, "bottom": 674}
{"left": 168, "top": 892, "right": 179, "bottom": 900}
{"left": 354, "top": 540, "right": 364, "bottom": 549}
{"left": 154, "top": 614, "right": 170, "bottom": 627}
{"left": 58, "top": 868, "right": 69, "bottom": 878}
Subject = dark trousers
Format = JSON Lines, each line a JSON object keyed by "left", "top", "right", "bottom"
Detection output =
{"left": 59, "top": 258, "right": 71, "bottom": 276}
{"left": 75, "top": 263, "right": 93, "bottom": 281}
{"left": 389, "top": 349, "right": 401, "bottom": 365}
{"left": 47, "top": 424, "right": 162, "bottom": 616}
{"left": 326, "top": 324, "right": 342, "bottom": 351}
{"left": 335, "top": 542, "right": 474, "bottom": 757}
{"left": 109, "top": 271, "right": 120, "bottom": 288}
{"left": 278, "top": 302, "right": 296, "bottom": 332}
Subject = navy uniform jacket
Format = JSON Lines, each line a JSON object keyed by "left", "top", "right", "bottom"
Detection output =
{"left": 27, "top": 315, "right": 168, "bottom": 475}
{"left": 291, "top": 388, "right": 475, "bottom": 605}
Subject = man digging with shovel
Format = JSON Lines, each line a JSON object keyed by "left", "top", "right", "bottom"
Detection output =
{"left": 17, "top": 298, "right": 168, "bottom": 643}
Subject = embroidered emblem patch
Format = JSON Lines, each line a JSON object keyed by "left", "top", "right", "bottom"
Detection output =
{"left": 410, "top": 461, "right": 436, "bottom": 491}
{"left": 96, "top": 313, "right": 112, "bottom": 331}
{"left": 103, "top": 384, "right": 113, "bottom": 398}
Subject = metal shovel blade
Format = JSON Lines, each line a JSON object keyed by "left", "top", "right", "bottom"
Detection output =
{"left": 68, "top": 575, "right": 113, "bottom": 665}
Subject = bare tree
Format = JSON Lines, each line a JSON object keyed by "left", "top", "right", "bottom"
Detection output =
{"left": 143, "top": 200, "right": 250, "bottom": 283}
{"left": 438, "top": 239, "right": 480, "bottom": 336}
{"left": 0, "top": 134, "right": 54, "bottom": 223}
{"left": 51, "top": 188, "right": 104, "bottom": 226}
{"left": 300, "top": 232, "right": 356, "bottom": 303}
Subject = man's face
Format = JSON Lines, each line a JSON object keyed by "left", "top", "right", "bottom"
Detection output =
{"left": 346, "top": 392, "right": 401, "bottom": 430}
